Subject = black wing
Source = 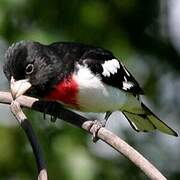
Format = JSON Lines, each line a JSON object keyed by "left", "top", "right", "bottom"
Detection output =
{"left": 79, "top": 48, "right": 144, "bottom": 95}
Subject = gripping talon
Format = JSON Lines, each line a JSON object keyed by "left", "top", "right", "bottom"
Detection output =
{"left": 89, "top": 120, "right": 106, "bottom": 142}
{"left": 50, "top": 115, "right": 57, "bottom": 122}
{"left": 43, "top": 101, "right": 57, "bottom": 122}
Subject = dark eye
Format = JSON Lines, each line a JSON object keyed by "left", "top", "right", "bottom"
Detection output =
{"left": 25, "top": 64, "right": 34, "bottom": 75}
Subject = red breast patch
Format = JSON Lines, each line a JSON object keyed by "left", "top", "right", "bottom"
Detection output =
{"left": 45, "top": 75, "right": 79, "bottom": 107}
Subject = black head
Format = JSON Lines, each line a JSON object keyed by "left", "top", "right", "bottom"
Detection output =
{"left": 3, "top": 40, "right": 61, "bottom": 98}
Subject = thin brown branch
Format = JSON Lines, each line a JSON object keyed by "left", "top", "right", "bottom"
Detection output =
{"left": 10, "top": 100, "right": 48, "bottom": 180}
{"left": 0, "top": 91, "right": 167, "bottom": 180}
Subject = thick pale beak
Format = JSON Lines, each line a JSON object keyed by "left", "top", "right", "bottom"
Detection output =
{"left": 10, "top": 76, "right": 32, "bottom": 99}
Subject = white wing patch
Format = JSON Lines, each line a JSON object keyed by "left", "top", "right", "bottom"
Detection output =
{"left": 123, "top": 75, "right": 134, "bottom": 90}
{"left": 102, "top": 59, "right": 120, "bottom": 77}
{"left": 122, "top": 81, "right": 134, "bottom": 90}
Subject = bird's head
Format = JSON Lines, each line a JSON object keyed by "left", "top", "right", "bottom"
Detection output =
{"left": 3, "top": 40, "right": 60, "bottom": 99}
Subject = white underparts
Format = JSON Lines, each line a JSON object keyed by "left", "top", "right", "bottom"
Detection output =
{"left": 74, "top": 64, "right": 127, "bottom": 112}
{"left": 102, "top": 59, "right": 120, "bottom": 77}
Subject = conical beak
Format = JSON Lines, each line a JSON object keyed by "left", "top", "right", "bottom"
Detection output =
{"left": 10, "top": 76, "right": 32, "bottom": 99}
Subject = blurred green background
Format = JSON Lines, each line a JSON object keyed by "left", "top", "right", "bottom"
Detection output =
{"left": 0, "top": 0, "right": 180, "bottom": 179}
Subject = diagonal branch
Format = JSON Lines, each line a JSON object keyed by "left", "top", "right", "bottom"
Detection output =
{"left": 0, "top": 91, "right": 167, "bottom": 180}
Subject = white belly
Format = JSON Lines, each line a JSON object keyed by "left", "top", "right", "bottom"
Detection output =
{"left": 73, "top": 65, "right": 127, "bottom": 112}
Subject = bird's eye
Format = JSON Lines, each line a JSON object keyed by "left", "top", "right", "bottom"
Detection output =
{"left": 25, "top": 64, "right": 34, "bottom": 75}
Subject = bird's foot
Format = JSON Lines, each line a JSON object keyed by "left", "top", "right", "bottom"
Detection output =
{"left": 43, "top": 112, "right": 57, "bottom": 122}
{"left": 50, "top": 115, "right": 57, "bottom": 122}
{"left": 89, "top": 120, "right": 106, "bottom": 142}
{"left": 43, "top": 102, "right": 57, "bottom": 122}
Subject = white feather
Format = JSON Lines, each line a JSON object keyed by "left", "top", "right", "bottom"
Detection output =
{"left": 122, "top": 82, "right": 134, "bottom": 90}
{"left": 102, "top": 59, "right": 120, "bottom": 77}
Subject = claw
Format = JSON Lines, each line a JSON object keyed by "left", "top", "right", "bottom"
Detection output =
{"left": 50, "top": 115, "right": 57, "bottom": 122}
{"left": 43, "top": 101, "right": 57, "bottom": 122}
{"left": 43, "top": 102, "right": 57, "bottom": 122}
{"left": 89, "top": 120, "right": 106, "bottom": 142}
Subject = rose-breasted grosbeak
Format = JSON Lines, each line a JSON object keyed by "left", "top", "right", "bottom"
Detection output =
{"left": 3, "top": 40, "right": 178, "bottom": 137}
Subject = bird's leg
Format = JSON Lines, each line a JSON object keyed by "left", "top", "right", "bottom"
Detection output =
{"left": 105, "top": 111, "right": 112, "bottom": 121}
{"left": 50, "top": 115, "right": 57, "bottom": 122}
{"left": 43, "top": 112, "right": 46, "bottom": 120}
{"left": 43, "top": 101, "right": 57, "bottom": 122}
{"left": 89, "top": 111, "right": 112, "bottom": 142}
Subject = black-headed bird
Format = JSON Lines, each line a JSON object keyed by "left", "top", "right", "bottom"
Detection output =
{"left": 3, "top": 41, "right": 178, "bottom": 138}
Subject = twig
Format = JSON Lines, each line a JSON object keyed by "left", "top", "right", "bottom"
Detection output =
{"left": 0, "top": 91, "right": 167, "bottom": 180}
{"left": 10, "top": 100, "right": 48, "bottom": 180}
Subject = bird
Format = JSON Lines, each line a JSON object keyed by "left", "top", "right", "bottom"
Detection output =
{"left": 3, "top": 40, "right": 178, "bottom": 139}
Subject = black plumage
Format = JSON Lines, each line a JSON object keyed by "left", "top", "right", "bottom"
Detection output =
{"left": 3, "top": 40, "right": 178, "bottom": 137}
{"left": 4, "top": 41, "right": 143, "bottom": 97}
